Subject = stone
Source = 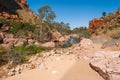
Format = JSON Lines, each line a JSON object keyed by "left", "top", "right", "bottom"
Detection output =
{"left": 90, "top": 51, "right": 120, "bottom": 80}
{"left": 51, "top": 31, "right": 62, "bottom": 41}
{"left": 42, "top": 42, "right": 55, "bottom": 48}
{"left": 101, "top": 40, "right": 118, "bottom": 49}
{"left": 79, "top": 38, "right": 93, "bottom": 49}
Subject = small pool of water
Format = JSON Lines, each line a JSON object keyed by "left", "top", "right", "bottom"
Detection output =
{"left": 62, "top": 37, "right": 80, "bottom": 48}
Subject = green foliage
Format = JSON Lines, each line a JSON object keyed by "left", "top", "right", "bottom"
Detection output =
{"left": 0, "top": 43, "right": 46, "bottom": 65}
{"left": 8, "top": 22, "right": 36, "bottom": 35}
{"left": 0, "top": 18, "right": 38, "bottom": 37}
{"left": 73, "top": 27, "right": 91, "bottom": 38}
{"left": 0, "top": 47, "right": 6, "bottom": 54}
{"left": 0, "top": 47, "right": 8, "bottom": 66}
{"left": 12, "top": 45, "right": 46, "bottom": 55}
{"left": 38, "top": 5, "right": 56, "bottom": 23}
{"left": 3, "top": 45, "right": 46, "bottom": 65}
{"left": 102, "top": 11, "right": 107, "bottom": 17}
{"left": 52, "top": 22, "right": 72, "bottom": 35}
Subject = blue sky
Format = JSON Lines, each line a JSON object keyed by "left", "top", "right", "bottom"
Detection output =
{"left": 27, "top": 0, "right": 120, "bottom": 29}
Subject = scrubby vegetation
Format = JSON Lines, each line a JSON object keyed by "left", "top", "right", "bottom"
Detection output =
{"left": 0, "top": 47, "right": 8, "bottom": 66}
{"left": 0, "top": 45, "right": 46, "bottom": 65}
{"left": 111, "top": 32, "right": 120, "bottom": 39}
{"left": 0, "top": 5, "right": 92, "bottom": 67}
{"left": 73, "top": 27, "right": 91, "bottom": 38}
{"left": 0, "top": 18, "right": 37, "bottom": 35}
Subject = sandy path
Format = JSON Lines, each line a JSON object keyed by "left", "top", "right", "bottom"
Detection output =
{"left": 61, "top": 59, "right": 103, "bottom": 80}
{"left": 4, "top": 54, "right": 104, "bottom": 80}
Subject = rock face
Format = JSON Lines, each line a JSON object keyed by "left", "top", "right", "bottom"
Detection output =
{"left": 89, "top": 10, "right": 120, "bottom": 33}
{"left": 89, "top": 18, "right": 105, "bottom": 33}
{"left": 90, "top": 51, "right": 120, "bottom": 80}
{"left": 16, "top": 0, "right": 28, "bottom": 8}
{"left": 51, "top": 31, "right": 62, "bottom": 42}
{"left": 0, "top": 0, "right": 43, "bottom": 24}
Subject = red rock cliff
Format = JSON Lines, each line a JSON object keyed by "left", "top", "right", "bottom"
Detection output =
{"left": 89, "top": 10, "right": 120, "bottom": 33}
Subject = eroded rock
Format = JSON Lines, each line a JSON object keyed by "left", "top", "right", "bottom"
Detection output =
{"left": 90, "top": 51, "right": 120, "bottom": 80}
{"left": 79, "top": 38, "right": 93, "bottom": 49}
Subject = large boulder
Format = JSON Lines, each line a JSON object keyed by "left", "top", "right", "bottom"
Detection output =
{"left": 79, "top": 38, "right": 93, "bottom": 49}
{"left": 90, "top": 51, "right": 120, "bottom": 80}
{"left": 101, "top": 40, "right": 118, "bottom": 49}
{"left": 51, "top": 31, "right": 62, "bottom": 41}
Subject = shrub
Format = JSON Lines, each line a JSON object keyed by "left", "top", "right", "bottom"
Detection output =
{"left": 111, "top": 32, "right": 120, "bottom": 39}
{"left": 73, "top": 27, "right": 91, "bottom": 38}
{"left": 0, "top": 47, "right": 8, "bottom": 66}
{"left": 6, "top": 45, "right": 46, "bottom": 64}
{"left": 0, "top": 18, "right": 37, "bottom": 36}
{"left": 103, "top": 29, "right": 107, "bottom": 34}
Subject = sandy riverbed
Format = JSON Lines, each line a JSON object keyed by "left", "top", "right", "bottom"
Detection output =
{"left": 4, "top": 53, "right": 104, "bottom": 80}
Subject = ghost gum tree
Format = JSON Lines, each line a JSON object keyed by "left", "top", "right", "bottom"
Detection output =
{"left": 38, "top": 5, "right": 56, "bottom": 23}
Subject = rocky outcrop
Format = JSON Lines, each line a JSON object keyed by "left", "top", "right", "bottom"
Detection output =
{"left": 89, "top": 18, "right": 105, "bottom": 33}
{"left": 51, "top": 31, "right": 62, "bottom": 42}
{"left": 89, "top": 10, "right": 120, "bottom": 33}
{"left": 90, "top": 51, "right": 120, "bottom": 80}
{"left": 0, "top": 0, "right": 43, "bottom": 24}
{"left": 16, "top": 0, "right": 28, "bottom": 8}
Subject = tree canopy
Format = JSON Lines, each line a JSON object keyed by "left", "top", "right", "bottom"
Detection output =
{"left": 38, "top": 5, "right": 56, "bottom": 23}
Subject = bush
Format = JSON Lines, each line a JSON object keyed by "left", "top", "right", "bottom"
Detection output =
{"left": 73, "top": 27, "right": 91, "bottom": 38}
{"left": 0, "top": 18, "right": 37, "bottom": 36}
{"left": 103, "top": 29, "right": 107, "bottom": 34}
{"left": 0, "top": 47, "right": 8, "bottom": 66}
{"left": 6, "top": 45, "right": 46, "bottom": 64}
{"left": 111, "top": 32, "right": 120, "bottom": 39}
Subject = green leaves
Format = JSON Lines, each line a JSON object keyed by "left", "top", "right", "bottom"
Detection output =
{"left": 38, "top": 5, "right": 56, "bottom": 23}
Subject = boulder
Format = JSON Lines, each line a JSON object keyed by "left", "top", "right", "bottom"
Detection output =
{"left": 90, "top": 51, "right": 120, "bottom": 80}
{"left": 42, "top": 42, "right": 55, "bottom": 48}
{"left": 101, "top": 40, "right": 118, "bottom": 49}
{"left": 79, "top": 38, "right": 93, "bottom": 49}
{"left": 51, "top": 31, "right": 62, "bottom": 41}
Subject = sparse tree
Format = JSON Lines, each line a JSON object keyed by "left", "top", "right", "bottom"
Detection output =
{"left": 102, "top": 11, "right": 107, "bottom": 17}
{"left": 38, "top": 5, "right": 56, "bottom": 23}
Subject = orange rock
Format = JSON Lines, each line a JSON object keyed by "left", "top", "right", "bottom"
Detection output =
{"left": 89, "top": 18, "right": 105, "bottom": 33}
{"left": 89, "top": 10, "right": 120, "bottom": 33}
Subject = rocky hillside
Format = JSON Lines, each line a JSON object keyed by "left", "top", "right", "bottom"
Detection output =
{"left": 89, "top": 10, "right": 120, "bottom": 33}
{"left": 0, "top": 0, "right": 43, "bottom": 24}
